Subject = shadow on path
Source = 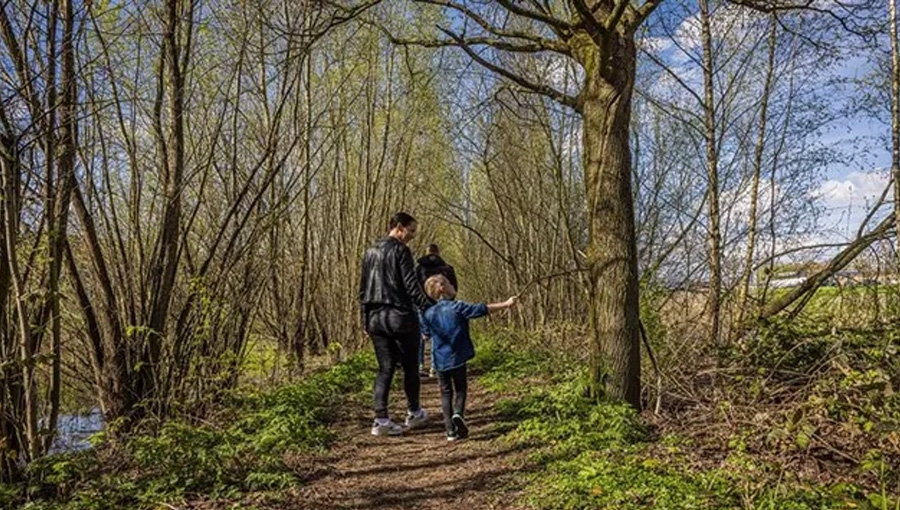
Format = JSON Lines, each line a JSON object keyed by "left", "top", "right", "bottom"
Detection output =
{"left": 274, "top": 375, "right": 536, "bottom": 510}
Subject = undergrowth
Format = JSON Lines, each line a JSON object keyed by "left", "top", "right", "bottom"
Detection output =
{"left": 1, "top": 351, "right": 375, "bottom": 510}
{"left": 473, "top": 325, "right": 898, "bottom": 510}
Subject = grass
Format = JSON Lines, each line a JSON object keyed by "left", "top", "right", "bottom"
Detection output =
{"left": 1, "top": 350, "right": 376, "bottom": 510}
{"left": 762, "top": 284, "right": 900, "bottom": 327}
{"left": 5, "top": 319, "right": 898, "bottom": 510}
{"left": 471, "top": 325, "right": 899, "bottom": 510}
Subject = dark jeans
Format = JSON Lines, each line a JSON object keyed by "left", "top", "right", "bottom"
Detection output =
{"left": 417, "top": 312, "right": 434, "bottom": 369}
{"left": 419, "top": 335, "right": 435, "bottom": 369}
{"left": 367, "top": 306, "right": 421, "bottom": 420}
{"left": 437, "top": 364, "right": 467, "bottom": 433}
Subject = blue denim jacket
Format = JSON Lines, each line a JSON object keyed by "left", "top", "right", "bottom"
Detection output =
{"left": 420, "top": 299, "right": 488, "bottom": 372}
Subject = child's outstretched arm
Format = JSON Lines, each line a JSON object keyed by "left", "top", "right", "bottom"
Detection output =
{"left": 487, "top": 296, "right": 518, "bottom": 313}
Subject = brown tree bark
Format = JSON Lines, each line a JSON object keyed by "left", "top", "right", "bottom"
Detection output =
{"left": 700, "top": 0, "right": 722, "bottom": 346}
{"left": 737, "top": 14, "right": 777, "bottom": 327}
{"left": 577, "top": 34, "right": 642, "bottom": 406}
{"left": 45, "top": 0, "right": 78, "bottom": 453}
{"left": 891, "top": 0, "right": 900, "bottom": 273}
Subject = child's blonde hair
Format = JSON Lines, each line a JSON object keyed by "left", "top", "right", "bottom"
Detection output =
{"left": 424, "top": 275, "right": 449, "bottom": 300}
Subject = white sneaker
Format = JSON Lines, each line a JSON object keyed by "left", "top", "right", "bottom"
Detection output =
{"left": 405, "top": 408, "right": 429, "bottom": 429}
{"left": 371, "top": 420, "right": 404, "bottom": 437}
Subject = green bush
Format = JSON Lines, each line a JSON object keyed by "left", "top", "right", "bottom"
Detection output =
{"left": 2, "top": 350, "right": 376, "bottom": 509}
{"left": 534, "top": 450, "right": 871, "bottom": 510}
{"left": 474, "top": 327, "right": 888, "bottom": 510}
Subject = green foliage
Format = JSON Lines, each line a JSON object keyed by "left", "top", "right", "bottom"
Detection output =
{"left": 470, "top": 328, "right": 575, "bottom": 393}
{"left": 533, "top": 450, "right": 720, "bottom": 510}
{"left": 720, "top": 319, "right": 900, "bottom": 467}
{"left": 735, "top": 317, "right": 832, "bottom": 373}
{"left": 2, "top": 351, "right": 376, "bottom": 509}
{"left": 499, "top": 377, "right": 645, "bottom": 457}
{"left": 532, "top": 448, "right": 876, "bottom": 510}
{"left": 474, "top": 328, "right": 890, "bottom": 509}
{"left": 639, "top": 283, "right": 668, "bottom": 351}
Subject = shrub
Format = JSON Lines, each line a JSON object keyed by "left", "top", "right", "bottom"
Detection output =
{"left": 1, "top": 351, "right": 376, "bottom": 509}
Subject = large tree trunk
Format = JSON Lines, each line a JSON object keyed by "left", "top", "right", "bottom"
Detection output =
{"left": 580, "top": 35, "right": 641, "bottom": 408}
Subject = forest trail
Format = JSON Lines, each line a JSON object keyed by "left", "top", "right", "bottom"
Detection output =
{"left": 279, "top": 376, "right": 534, "bottom": 510}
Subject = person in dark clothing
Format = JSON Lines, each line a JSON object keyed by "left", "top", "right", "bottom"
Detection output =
{"left": 421, "top": 274, "right": 517, "bottom": 441}
{"left": 415, "top": 244, "right": 457, "bottom": 376}
{"left": 416, "top": 244, "right": 458, "bottom": 290}
{"left": 359, "top": 212, "right": 434, "bottom": 436}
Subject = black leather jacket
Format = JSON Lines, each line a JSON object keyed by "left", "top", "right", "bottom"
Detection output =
{"left": 359, "top": 237, "right": 433, "bottom": 326}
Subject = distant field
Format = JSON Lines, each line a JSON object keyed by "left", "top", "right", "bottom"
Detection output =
{"left": 764, "top": 284, "right": 900, "bottom": 326}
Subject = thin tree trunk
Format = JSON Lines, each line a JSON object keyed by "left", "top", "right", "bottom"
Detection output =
{"left": 45, "top": 0, "right": 78, "bottom": 453}
{"left": 700, "top": 0, "right": 722, "bottom": 346}
{"left": 737, "top": 14, "right": 777, "bottom": 327}
{"left": 0, "top": 140, "right": 38, "bottom": 461}
{"left": 759, "top": 215, "right": 894, "bottom": 320}
{"left": 142, "top": 0, "right": 188, "bottom": 417}
{"left": 891, "top": 0, "right": 900, "bottom": 274}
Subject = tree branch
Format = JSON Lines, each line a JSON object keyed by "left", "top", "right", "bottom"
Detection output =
{"left": 495, "top": 0, "right": 574, "bottom": 33}
{"left": 727, "top": 0, "right": 872, "bottom": 40}
{"left": 630, "top": 0, "right": 666, "bottom": 29}
{"left": 758, "top": 215, "right": 895, "bottom": 321}
{"left": 639, "top": 47, "right": 705, "bottom": 106}
{"left": 412, "top": 0, "right": 561, "bottom": 44}
{"left": 388, "top": 32, "right": 569, "bottom": 55}
{"left": 435, "top": 27, "right": 581, "bottom": 112}
{"left": 572, "top": 0, "right": 606, "bottom": 45}
{"left": 605, "top": 0, "right": 631, "bottom": 32}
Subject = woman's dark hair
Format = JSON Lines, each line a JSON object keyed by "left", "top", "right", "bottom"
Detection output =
{"left": 389, "top": 212, "right": 417, "bottom": 229}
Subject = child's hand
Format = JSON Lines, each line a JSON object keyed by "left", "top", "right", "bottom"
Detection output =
{"left": 505, "top": 296, "right": 518, "bottom": 308}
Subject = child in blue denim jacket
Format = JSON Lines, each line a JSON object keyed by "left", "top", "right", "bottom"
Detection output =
{"left": 421, "top": 275, "right": 517, "bottom": 441}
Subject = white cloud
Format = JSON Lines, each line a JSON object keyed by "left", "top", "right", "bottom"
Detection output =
{"left": 809, "top": 169, "right": 892, "bottom": 245}
{"left": 813, "top": 170, "right": 890, "bottom": 209}
{"left": 638, "top": 36, "right": 673, "bottom": 54}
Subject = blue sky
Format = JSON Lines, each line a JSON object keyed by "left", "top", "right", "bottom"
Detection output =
{"left": 643, "top": 2, "right": 895, "bottom": 247}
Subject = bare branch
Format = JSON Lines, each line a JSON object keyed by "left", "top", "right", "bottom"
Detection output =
{"left": 639, "top": 47, "right": 705, "bottom": 106}
{"left": 390, "top": 37, "right": 569, "bottom": 55}
{"left": 388, "top": 32, "right": 569, "bottom": 54}
{"left": 727, "top": 0, "right": 873, "bottom": 40}
{"left": 412, "top": 0, "right": 560, "bottom": 44}
{"left": 436, "top": 27, "right": 581, "bottom": 111}
{"left": 495, "top": 0, "right": 574, "bottom": 33}
{"left": 758, "top": 215, "right": 895, "bottom": 321}
{"left": 604, "top": 0, "right": 631, "bottom": 32}
{"left": 630, "top": 0, "right": 666, "bottom": 29}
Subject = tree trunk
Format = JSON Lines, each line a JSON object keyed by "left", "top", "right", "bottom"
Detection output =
{"left": 141, "top": 0, "right": 187, "bottom": 418}
{"left": 891, "top": 0, "right": 900, "bottom": 274}
{"left": 45, "top": 0, "right": 78, "bottom": 454}
{"left": 1, "top": 139, "right": 39, "bottom": 460}
{"left": 700, "top": 0, "right": 722, "bottom": 347}
{"left": 758, "top": 215, "right": 894, "bottom": 320}
{"left": 580, "top": 35, "right": 641, "bottom": 408}
{"left": 737, "top": 14, "right": 777, "bottom": 327}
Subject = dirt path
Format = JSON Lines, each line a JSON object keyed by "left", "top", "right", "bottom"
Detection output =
{"left": 277, "top": 375, "right": 534, "bottom": 510}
